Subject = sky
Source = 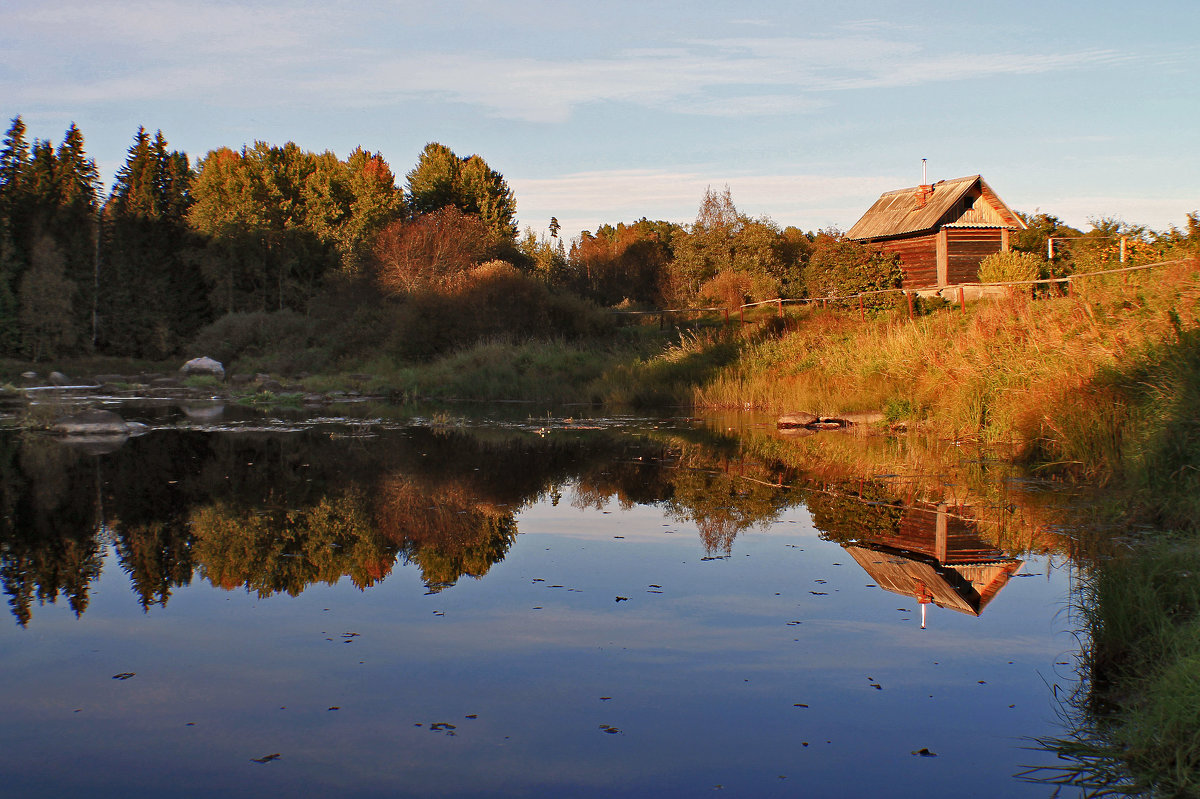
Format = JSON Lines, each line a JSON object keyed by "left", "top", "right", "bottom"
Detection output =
{"left": 2, "top": 0, "right": 1197, "bottom": 241}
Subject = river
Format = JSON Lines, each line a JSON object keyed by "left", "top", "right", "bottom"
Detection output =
{"left": 0, "top": 400, "right": 1084, "bottom": 797}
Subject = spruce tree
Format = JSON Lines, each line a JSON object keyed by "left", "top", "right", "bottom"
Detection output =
{"left": 0, "top": 118, "right": 30, "bottom": 354}
{"left": 101, "top": 127, "right": 202, "bottom": 356}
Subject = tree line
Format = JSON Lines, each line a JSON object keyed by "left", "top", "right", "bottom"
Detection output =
{"left": 0, "top": 119, "right": 520, "bottom": 361}
{"left": 2, "top": 115, "right": 1196, "bottom": 364}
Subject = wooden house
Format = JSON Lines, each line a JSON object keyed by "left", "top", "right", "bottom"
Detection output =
{"left": 846, "top": 175, "right": 1026, "bottom": 289}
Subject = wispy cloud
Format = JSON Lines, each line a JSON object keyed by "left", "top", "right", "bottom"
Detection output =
{"left": 510, "top": 168, "right": 902, "bottom": 235}
{"left": 1, "top": 1, "right": 1131, "bottom": 124}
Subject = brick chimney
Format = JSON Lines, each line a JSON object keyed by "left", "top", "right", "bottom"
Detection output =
{"left": 915, "top": 184, "right": 934, "bottom": 208}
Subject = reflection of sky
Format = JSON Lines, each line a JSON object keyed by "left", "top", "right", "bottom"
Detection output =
{"left": 0, "top": 495, "right": 1076, "bottom": 798}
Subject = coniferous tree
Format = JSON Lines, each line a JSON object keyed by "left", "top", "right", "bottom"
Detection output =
{"left": 100, "top": 127, "right": 204, "bottom": 356}
{"left": 53, "top": 124, "right": 101, "bottom": 349}
{"left": 18, "top": 236, "right": 76, "bottom": 360}
{"left": 0, "top": 118, "right": 31, "bottom": 353}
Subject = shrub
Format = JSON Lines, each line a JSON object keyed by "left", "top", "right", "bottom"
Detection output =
{"left": 189, "top": 310, "right": 317, "bottom": 368}
{"left": 698, "top": 270, "right": 780, "bottom": 310}
{"left": 804, "top": 234, "right": 903, "bottom": 310}
{"left": 388, "top": 261, "right": 613, "bottom": 361}
{"left": 978, "top": 250, "right": 1046, "bottom": 284}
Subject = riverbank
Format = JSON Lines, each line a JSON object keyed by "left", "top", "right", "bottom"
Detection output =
{"left": 693, "top": 257, "right": 1200, "bottom": 795}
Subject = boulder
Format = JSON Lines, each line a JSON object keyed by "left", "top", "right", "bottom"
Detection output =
{"left": 51, "top": 409, "right": 148, "bottom": 436}
{"left": 49, "top": 371, "right": 72, "bottom": 386}
{"left": 777, "top": 413, "right": 819, "bottom": 429}
{"left": 259, "top": 379, "right": 284, "bottom": 394}
{"left": 180, "top": 357, "right": 225, "bottom": 380}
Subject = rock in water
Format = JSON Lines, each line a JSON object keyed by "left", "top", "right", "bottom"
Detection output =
{"left": 179, "top": 357, "right": 225, "bottom": 380}
{"left": 51, "top": 409, "right": 147, "bottom": 436}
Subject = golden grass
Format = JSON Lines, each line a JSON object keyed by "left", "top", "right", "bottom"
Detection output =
{"left": 697, "top": 260, "right": 1200, "bottom": 462}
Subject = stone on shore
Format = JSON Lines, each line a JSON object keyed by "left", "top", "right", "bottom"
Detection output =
{"left": 180, "top": 357, "right": 225, "bottom": 380}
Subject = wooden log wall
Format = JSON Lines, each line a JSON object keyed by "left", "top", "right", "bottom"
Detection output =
{"left": 877, "top": 233, "right": 939, "bottom": 289}
{"left": 946, "top": 228, "right": 1005, "bottom": 284}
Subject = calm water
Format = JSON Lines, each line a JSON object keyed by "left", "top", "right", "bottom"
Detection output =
{"left": 0, "top": 402, "right": 1081, "bottom": 797}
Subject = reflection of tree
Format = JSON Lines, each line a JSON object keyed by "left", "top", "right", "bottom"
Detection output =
{"left": 375, "top": 475, "right": 517, "bottom": 592}
{"left": 0, "top": 435, "right": 103, "bottom": 625}
{"left": 663, "top": 451, "right": 793, "bottom": 555}
{"left": 191, "top": 490, "right": 399, "bottom": 597}
{"left": 805, "top": 481, "right": 904, "bottom": 545}
{"left": 114, "top": 521, "right": 194, "bottom": 611}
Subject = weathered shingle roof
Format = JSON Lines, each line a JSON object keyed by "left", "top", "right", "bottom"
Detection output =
{"left": 846, "top": 175, "right": 1025, "bottom": 241}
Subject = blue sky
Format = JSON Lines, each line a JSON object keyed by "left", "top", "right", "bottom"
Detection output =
{"left": 3, "top": 0, "right": 1197, "bottom": 240}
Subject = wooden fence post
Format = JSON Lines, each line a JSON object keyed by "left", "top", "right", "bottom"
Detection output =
{"left": 739, "top": 305, "right": 744, "bottom": 325}
{"left": 858, "top": 294, "right": 865, "bottom": 322}
{"left": 958, "top": 285, "right": 966, "bottom": 313}
{"left": 906, "top": 291, "right": 914, "bottom": 320}
{"left": 724, "top": 308, "right": 729, "bottom": 325}
{"left": 777, "top": 298, "right": 783, "bottom": 318}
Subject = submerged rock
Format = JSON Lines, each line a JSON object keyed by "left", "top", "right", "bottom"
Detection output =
{"left": 51, "top": 409, "right": 148, "bottom": 436}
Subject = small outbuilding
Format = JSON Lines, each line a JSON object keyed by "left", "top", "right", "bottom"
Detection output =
{"left": 846, "top": 175, "right": 1026, "bottom": 289}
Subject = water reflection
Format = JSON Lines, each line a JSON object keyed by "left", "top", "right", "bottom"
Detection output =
{"left": 836, "top": 503, "right": 1023, "bottom": 625}
{"left": 0, "top": 412, "right": 1070, "bottom": 626}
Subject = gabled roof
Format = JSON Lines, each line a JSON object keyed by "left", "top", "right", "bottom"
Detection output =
{"left": 846, "top": 175, "right": 1025, "bottom": 241}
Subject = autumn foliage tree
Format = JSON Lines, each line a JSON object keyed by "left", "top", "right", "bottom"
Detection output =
{"left": 372, "top": 206, "right": 497, "bottom": 294}
{"left": 568, "top": 219, "right": 677, "bottom": 306}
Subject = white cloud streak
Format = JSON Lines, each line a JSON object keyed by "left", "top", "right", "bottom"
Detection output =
{"left": 1, "top": 1, "right": 1130, "bottom": 123}
{"left": 510, "top": 168, "right": 903, "bottom": 236}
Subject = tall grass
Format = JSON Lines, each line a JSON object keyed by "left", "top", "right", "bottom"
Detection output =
{"left": 697, "top": 260, "right": 1200, "bottom": 471}
{"left": 353, "top": 337, "right": 653, "bottom": 404}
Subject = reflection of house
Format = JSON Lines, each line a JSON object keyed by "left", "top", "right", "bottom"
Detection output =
{"left": 844, "top": 503, "right": 1022, "bottom": 625}
{"left": 846, "top": 175, "right": 1026, "bottom": 289}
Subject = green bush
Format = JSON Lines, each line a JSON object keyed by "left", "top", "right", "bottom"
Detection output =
{"left": 978, "top": 250, "right": 1046, "bottom": 284}
{"left": 804, "top": 235, "right": 903, "bottom": 310}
